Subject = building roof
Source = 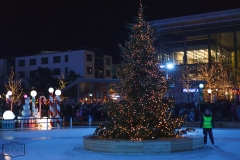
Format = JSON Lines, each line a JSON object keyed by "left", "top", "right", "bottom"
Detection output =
{"left": 151, "top": 8, "right": 240, "bottom": 29}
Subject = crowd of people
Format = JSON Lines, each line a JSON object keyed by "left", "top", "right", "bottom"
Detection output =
{"left": 61, "top": 103, "right": 107, "bottom": 121}
{"left": 1, "top": 99, "right": 240, "bottom": 122}
{"left": 174, "top": 100, "right": 240, "bottom": 122}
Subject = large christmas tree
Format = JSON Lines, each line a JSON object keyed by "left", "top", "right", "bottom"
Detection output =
{"left": 97, "top": 2, "right": 184, "bottom": 140}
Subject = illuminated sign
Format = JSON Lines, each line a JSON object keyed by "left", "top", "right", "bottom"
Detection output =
{"left": 182, "top": 88, "right": 199, "bottom": 92}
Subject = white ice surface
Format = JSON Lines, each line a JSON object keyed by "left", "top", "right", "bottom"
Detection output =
{"left": 0, "top": 127, "right": 240, "bottom": 160}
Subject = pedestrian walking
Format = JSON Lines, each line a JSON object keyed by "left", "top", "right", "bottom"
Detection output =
{"left": 200, "top": 108, "right": 215, "bottom": 146}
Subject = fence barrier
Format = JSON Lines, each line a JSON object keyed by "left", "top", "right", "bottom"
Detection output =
{"left": 0, "top": 116, "right": 96, "bottom": 130}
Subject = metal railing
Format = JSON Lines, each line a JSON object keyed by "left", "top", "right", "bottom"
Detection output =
{"left": 0, "top": 116, "right": 94, "bottom": 130}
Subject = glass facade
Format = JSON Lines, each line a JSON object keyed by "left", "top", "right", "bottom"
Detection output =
{"left": 154, "top": 9, "right": 240, "bottom": 82}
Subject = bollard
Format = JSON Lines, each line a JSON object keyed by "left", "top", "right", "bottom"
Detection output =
{"left": 21, "top": 120, "right": 23, "bottom": 131}
{"left": 88, "top": 116, "right": 92, "bottom": 128}
{"left": 47, "top": 118, "right": 48, "bottom": 130}
{"left": 63, "top": 116, "right": 65, "bottom": 127}
{"left": 70, "top": 117, "right": 72, "bottom": 129}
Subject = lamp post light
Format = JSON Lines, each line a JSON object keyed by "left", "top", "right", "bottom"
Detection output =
{"left": 199, "top": 84, "right": 204, "bottom": 89}
{"left": 6, "top": 91, "right": 13, "bottom": 111}
{"left": 89, "top": 93, "right": 93, "bottom": 103}
{"left": 30, "top": 90, "right": 37, "bottom": 117}
{"left": 160, "top": 62, "right": 174, "bottom": 97}
{"left": 48, "top": 87, "right": 54, "bottom": 127}
{"left": 207, "top": 89, "right": 212, "bottom": 103}
{"left": 198, "top": 83, "right": 204, "bottom": 102}
{"left": 166, "top": 62, "right": 174, "bottom": 80}
{"left": 55, "top": 89, "right": 61, "bottom": 127}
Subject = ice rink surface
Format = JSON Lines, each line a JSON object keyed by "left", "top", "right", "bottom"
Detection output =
{"left": 0, "top": 127, "right": 240, "bottom": 160}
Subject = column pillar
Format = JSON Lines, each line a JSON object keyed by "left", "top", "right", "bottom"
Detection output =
{"left": 208, "top": 29, "right": 211, "bottom": 69}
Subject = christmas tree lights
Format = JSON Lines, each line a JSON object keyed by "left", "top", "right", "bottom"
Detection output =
{"left": 96, "top": 2, "right": 184, "bottom": 140}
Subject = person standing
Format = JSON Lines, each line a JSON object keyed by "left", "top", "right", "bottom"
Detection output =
{"left": 231, "top": 103, "right": 237, "bottom": 121}
{"left": 79, "top": 108, "right": 83, "bottom": 121}
{"left": 236, "top": 104, "right": 240, "bottom": 122}
{"left": 200, "top": 108, "right": 215, "bottom": 146}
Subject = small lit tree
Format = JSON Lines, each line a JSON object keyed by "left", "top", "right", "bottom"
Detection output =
{"left": 57, "top": 72, "right": 68, "bottom": 101}
{"left": 5, "top": 67, "right": 23, "bottom": 109}
{"left": 58, "top": 73, "right": 68, "bottom": 90}
{"left": 195, "top": 57, "right": 233, "bottom": 100}
{"left": 180, "top": 64, "right": 194, "bottom": 103}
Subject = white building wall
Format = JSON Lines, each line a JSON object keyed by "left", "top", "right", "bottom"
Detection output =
{"left": 84, "top": 50, "right": 95, "bottom": 78}
{"left": 14, "top": 50, "right": 112, "bottom": 88}
{"left": 66, "top": 50, "right": 85, "bottom": 77}
{"left": 104, "top": 55, "right": 112, "bottom": 78}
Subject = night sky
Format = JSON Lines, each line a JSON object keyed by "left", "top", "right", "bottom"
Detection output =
{"left": 0, "top": 0, "right": 239, "bottom": 63}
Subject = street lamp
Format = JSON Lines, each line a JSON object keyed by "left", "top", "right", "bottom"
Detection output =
{"left": 199, "top": 84, "right": 204, "bottom": 89}
{"left": 7, "top": 91, "right": 12, "bottom": 96}
{"left": 160, "top": 62, "right": 174, "bottom": 79}
{"left": 55, "top": 89, "right": 61, "bottom": 127}
{"left": 48, "top": 87, "right": 54, "bottom": 94}
{"left": 48, "top": 87, "right": 54, "bottom": 127}
{"left": 30, "top": 90, "right": 37, "bottom": 117}
{"left": 160, "top": 62, "right": 174, "bottom": 97}
{"left": 6, "top": 91, "right": 13, "bottom": 111}
{"left": 166, "top": 63, "right": 174, "bottom": 70}
{"left": 207, "top": 89, "right": 212, "bottom": 102}
{"left": 198, "top": 83, "right": 204, "bottom": 102}
{"left": 166, "top": 62, "right": 174, "bottom": 80}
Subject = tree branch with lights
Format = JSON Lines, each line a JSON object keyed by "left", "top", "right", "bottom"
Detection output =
{"left": 195, "top": 57, "right": 233, "bottom": 100}
{"left": 4, "top": 67, "right": 23, "bottom": 109}
{"left": 180, "top": 64, "right": 194, "bottom": 103}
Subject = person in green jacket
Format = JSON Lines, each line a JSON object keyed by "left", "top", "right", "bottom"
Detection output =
{"left": 200, "top": 108, "right": 215, "bottom": 145}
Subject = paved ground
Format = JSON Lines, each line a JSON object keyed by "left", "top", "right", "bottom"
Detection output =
{"left": 0, "top": 127, "right": 240, "bottom": 160}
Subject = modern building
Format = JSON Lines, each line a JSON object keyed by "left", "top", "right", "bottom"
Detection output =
{"left": 0, "top": 59, "right": 8, "bottom": 94}
{"left": 14, "top": 49, "right": 113, "bottom": 89}
{"left": 151, "top": 8, "right": 240, "bottom": 103}
{"left": 0, "top": 49, "right": 117, "bottom": 103}
{"left": 0, "top": 59, "right": 7, "bottom": 80}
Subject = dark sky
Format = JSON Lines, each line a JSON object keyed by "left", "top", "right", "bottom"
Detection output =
{"left": 0, "top": 0, "right": 239, "bottom": 63}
